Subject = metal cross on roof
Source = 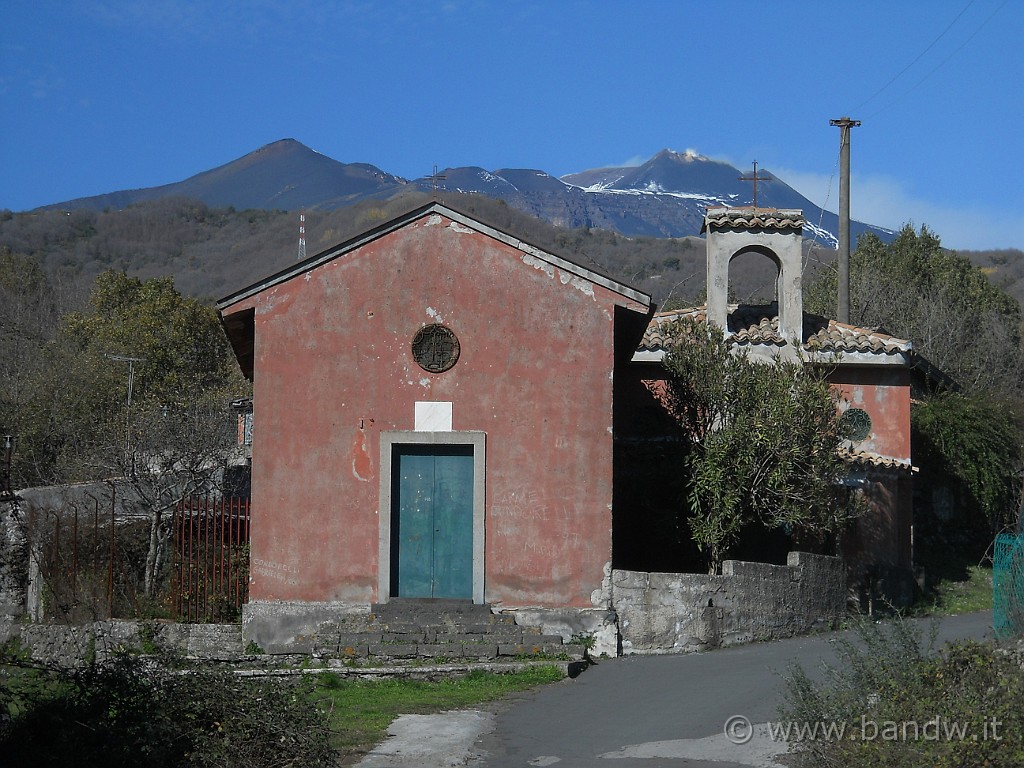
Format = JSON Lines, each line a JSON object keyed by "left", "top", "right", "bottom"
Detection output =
{"left": 430, "top": 165, "right": 447, "bottom": 199}
{"left": 738, "top": 161, "right": 771, "bottom": 208}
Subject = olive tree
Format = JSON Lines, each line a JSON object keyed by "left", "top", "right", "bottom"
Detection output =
{"left": 662, "top": 317, "right": 854, "bottom": 573}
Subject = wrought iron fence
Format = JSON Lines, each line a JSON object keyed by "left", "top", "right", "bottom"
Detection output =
{"left": 172, "top": 496, "right": 250, "bottom": 623}
{"left": 993, "top": 533, "right": 1024, "bottom": 639}
{"left": 21, "top": 495, "right": 157, "bottom": 621}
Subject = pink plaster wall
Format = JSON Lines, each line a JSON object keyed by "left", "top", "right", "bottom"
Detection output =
{"left": 827, "top": 366, "right": 912, "bottom": 462}
{"left": 221, "top": 213, "right": 647, "bottom": 608}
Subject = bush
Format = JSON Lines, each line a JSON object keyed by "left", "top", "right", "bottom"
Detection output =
{"left": 0, "top": 649, "right": 335, "bottom": 767}
{"left": 780, "top": 618, "right": 1024, "bottom": 767}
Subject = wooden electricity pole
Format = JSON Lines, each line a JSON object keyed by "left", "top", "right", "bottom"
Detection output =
{"left": 830, "top": 116, "right": 860, "bottom": 324}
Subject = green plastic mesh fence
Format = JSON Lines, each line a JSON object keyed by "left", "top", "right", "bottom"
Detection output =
{"left": 993, "top": 533, "right": 1024, "bottom": 639}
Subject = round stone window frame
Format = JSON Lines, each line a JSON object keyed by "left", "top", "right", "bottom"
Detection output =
{"left": 411, "top": 324, "right": 461, "bottom": 373}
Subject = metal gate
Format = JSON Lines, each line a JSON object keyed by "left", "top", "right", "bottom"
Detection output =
{"left": 172, "top": 496, "right": 250, "bottom": 622}
{"left": 994, "top": 533, "right": 1024, "bottom": 639}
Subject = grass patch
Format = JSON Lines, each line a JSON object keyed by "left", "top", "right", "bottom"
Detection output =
{"left": 313, "top": 665, "right": 564, "bottom": 761}
{"left": 916, "top": 564, "right": 993, "bottom": 616}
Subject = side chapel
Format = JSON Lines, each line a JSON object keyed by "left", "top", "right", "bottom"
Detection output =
{"left": 617, "top": 206, "right": 915, "bottom": 601}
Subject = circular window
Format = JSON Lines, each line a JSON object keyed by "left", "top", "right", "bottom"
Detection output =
{"left": 840, "top": 408, "right": 872, "bottom": 442}
{"left": 411, "top": 324, "right": 460, "bottom": 373}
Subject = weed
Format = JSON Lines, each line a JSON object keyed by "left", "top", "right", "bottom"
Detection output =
{"left": 569, "top": 631, "right": 597, "bottom": 651}
{"left": 244, "top": 640, "right": 264, "bottom": 655}
{"left": 138, "top": 622, "right": 160, "bottom": 655}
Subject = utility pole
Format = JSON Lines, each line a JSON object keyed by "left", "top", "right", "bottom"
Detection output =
{"left": 1, "top": 433, "right": 14, "bottom": 499}
{"left": 830, "top": 116, "right": 860, "bottom": 324}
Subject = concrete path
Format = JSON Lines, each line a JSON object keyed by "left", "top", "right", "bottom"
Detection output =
{"left": 357, "top": 710, "right": 493, "bottom": 767}
{"left": 357, "top": 612, "right": 992, "bottom": 768}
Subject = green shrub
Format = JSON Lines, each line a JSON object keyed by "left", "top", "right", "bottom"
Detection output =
{"left": 780, "top": 618, "right": 1024, "bottom": 767}
{"left": 0, "top": 650, "right": 335, "bottom": 767}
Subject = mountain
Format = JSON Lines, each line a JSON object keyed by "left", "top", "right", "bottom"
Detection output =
{"left": 408, "top": 149, "right": 892, "bottom": 246}
{"left": 41, "top": 139, "right": 408, "bottom": 213}
{"left": 35, "top": 140, "right": 893, "bottom": 247}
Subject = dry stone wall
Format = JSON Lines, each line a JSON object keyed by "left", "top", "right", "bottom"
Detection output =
{"left": 613, "top": 551, "right": 845, "bottom": 654}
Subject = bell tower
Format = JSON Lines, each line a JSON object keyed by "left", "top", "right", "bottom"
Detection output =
{"left": 702, "top": 207, "right": 805, "bottom": 345}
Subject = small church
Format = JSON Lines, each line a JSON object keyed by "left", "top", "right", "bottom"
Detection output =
{"left": 217, "top": 200, "right": 916, "bottom": 648}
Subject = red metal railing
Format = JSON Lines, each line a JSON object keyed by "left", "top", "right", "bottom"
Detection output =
{"left": 172, "top": 496, "right": 250, "bottom": 623}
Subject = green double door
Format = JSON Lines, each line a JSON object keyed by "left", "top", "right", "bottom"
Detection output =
{"left": 392, "top": 445, "right": 474, "bottom": 599}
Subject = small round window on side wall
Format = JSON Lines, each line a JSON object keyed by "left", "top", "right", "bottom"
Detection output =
{"left": 412, "top": 324, "right": 460, "bottom": 373}
{"left": 840, "top": 407, "right": 872, "bottom": 442}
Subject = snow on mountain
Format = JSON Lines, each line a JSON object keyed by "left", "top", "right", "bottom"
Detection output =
{"left": 36, "top": 141, "right": 893, "bottom": 246}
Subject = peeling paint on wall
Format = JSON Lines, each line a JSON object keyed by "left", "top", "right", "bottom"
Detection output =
{"left": 352, "top": 430, "right": 371, "bottom": 481}
{"left": 521, "top": 252, "right": 555, "bottom": 279}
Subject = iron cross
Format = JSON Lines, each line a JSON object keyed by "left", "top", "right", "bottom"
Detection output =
{"left": 430, "top": 165, "right": 447, "bottom": 199}
{"left": 738, "top": 161, "right": 771, "bottom": 208}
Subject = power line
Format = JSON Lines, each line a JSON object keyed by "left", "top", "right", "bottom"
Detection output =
{"left": 853, "top": 0, "right": 977, "bottom": 113}
{"left": 867, "top": 0, "right": 1009, "bottom": 119}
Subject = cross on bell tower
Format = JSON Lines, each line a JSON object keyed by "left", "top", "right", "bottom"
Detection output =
{"left": 738, "top": 161, "right": 772, "bottom": 208}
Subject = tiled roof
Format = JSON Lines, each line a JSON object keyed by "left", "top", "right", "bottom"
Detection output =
{"left": 839, "top": 445, "right": 915, "bottom": 472}
{"left": 702, "top": 206, "right": 804, "bottom": 232}
{"left": 639, "top": 305, "right": 912, "bottom": 358}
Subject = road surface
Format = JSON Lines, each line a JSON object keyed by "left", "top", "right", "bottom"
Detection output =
{"left": 359, "top": 612, "right": 992, "bottom": 768}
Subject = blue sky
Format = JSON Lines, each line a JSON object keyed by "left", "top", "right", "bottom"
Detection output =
{"left": 2, "top": 0, "right": 1021, "bottom": 250}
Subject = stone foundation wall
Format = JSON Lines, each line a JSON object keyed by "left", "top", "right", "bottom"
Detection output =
{"left": 613, "top": 551, "right": 845, "bottom": 654}
{"left": 243, "top": 600, "right": 374, "bottom": 652}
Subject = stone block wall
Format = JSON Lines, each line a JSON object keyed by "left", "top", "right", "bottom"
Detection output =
{"left": 613, "top": 551, "right": 845, "bottom": 654}
{"left": 0, "top": 620, "right": 243, "bottom": 666}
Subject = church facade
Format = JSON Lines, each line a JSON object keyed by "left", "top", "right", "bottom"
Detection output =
{"left": 217, "top": 202, "right": 653, "bottom": 642}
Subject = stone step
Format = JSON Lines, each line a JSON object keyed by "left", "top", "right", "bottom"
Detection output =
{"left": 297, "top": 601, "right": 580, "bottom": 662}
{"left": 370, "top": 598, "right": 495, "bottom": 625}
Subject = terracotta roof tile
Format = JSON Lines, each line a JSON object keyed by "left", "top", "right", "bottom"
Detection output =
{"left": 838, "top": 445, "right": 915, "bottom": 472}
{"left": 702, "top": 206, "right": 804, "bottom": 233}
{"left": 639, "top": 304, "right": 912, "bottom": 358}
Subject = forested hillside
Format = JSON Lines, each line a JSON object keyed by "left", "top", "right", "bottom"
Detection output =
{"left": 2, "top": 195, "right": 1020, "bottom": 314}
{"left": 4, "top": 196, "right": 1021, "bottom": 318}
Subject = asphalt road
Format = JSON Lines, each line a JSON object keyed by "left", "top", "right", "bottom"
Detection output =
{"left": 472, "top": 612, "right": 993, "bottom": 768}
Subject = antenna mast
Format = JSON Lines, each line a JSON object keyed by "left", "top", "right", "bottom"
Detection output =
{"left": 297, "top": 211, "right": 306, "bottom": 262}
